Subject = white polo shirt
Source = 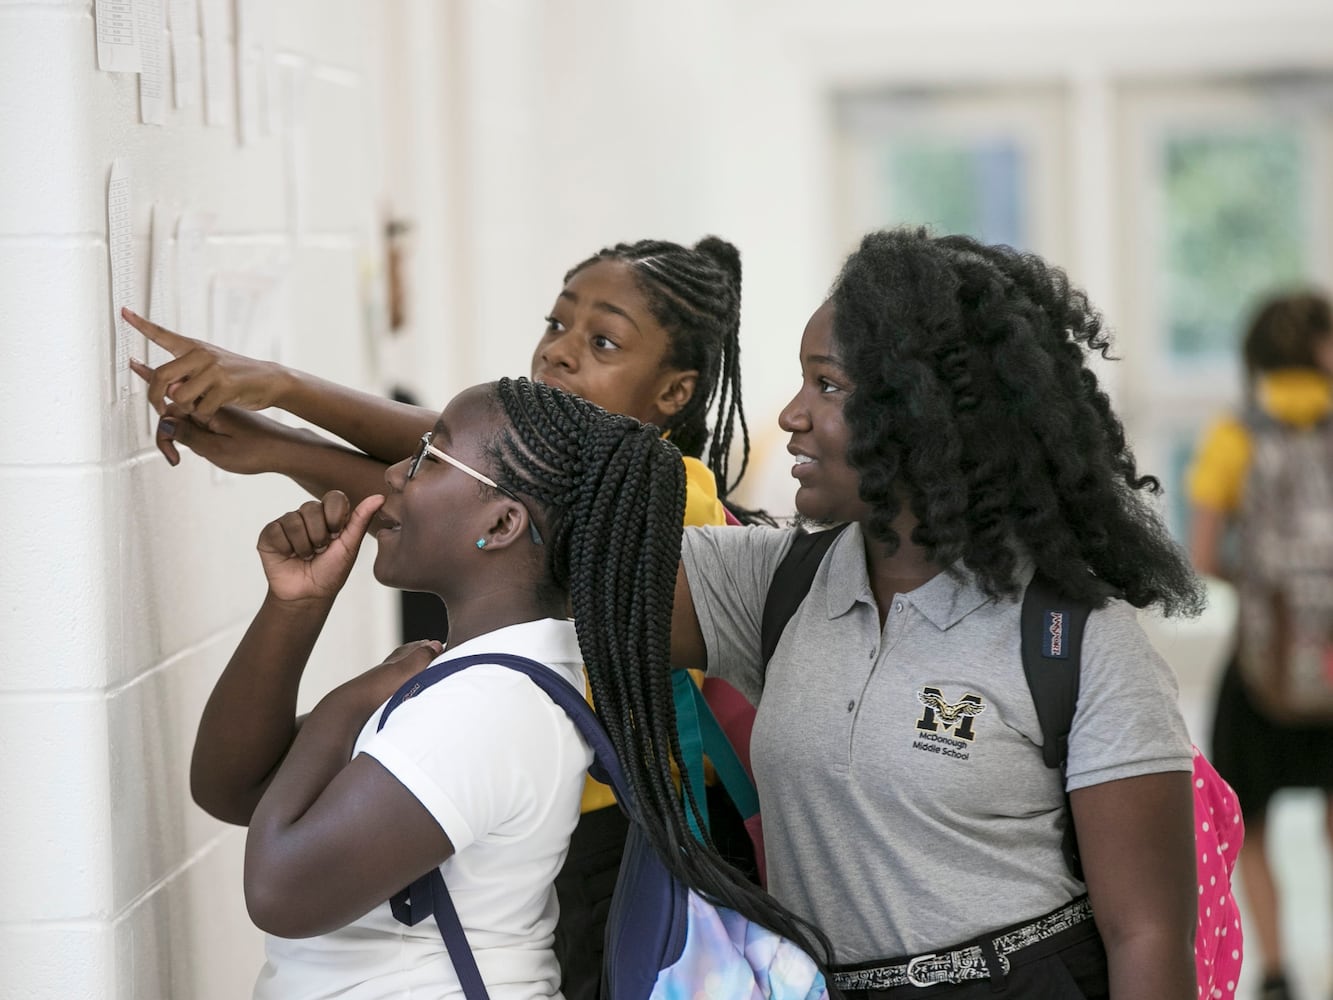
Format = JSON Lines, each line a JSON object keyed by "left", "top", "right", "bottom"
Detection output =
{"left": 254, "top": 617, "right": 590, "bottom": 1000}
{"left": 681, "top": 523, "right": 1192, "bottom": 964}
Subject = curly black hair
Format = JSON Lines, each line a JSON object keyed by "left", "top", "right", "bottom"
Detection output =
{"left": 486, "top": 377, "right": 834, "bottom": 972}
{"left": 829, "top": 227, "right": 1203, "bottom": 616}
{"left": 565, "top": 236, "right": 761, "bottom": 513}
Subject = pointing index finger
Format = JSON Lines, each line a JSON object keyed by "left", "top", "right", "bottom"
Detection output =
{"left": 122, "top": 308, "right": 191, "bottom": 356}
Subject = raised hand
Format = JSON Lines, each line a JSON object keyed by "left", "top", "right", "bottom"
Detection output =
{"left": 125, "top": 308, "right": 288, "bottom": 421}
{"left": 258, "top": 491, "right": 385, "bottom": 605}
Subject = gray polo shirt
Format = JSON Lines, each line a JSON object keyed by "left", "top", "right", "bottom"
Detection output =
{"left": 681, "top": 522, "right": 1193, "bottom": 964}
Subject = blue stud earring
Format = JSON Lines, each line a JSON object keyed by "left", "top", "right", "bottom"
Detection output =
{"left": 475, "top": 538, "right": 487, "bottom": 549}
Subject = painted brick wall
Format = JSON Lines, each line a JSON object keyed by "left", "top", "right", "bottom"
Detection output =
{"left": 0, "top": 2, "right": 397, "bottom": 997}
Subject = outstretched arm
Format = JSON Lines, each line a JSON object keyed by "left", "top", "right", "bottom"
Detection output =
{"left": 671, "top": 561, "right": 708, "bottom": 672}
{"left": 125, "top": 308, "right": 435, "bottom": 464}
{"left": 156, "top": 405, "right": 393, "bottom": 504}
{"left": 1072, "top": 770, "right": 1197, "bottom": 999}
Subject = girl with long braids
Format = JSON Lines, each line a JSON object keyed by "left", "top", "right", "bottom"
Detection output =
{"left": 131, "top": 236, "right": 765, "bottom": 998}
{"left": 216, "top": 377, "right": 829, "bottom": 999}
{"left": 671, "top": 228, "right": 1207, "bottom": 998}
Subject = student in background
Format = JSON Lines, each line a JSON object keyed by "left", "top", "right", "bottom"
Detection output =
{"left": 1188, "top": 290, "right": 1333, "bottom": 1000}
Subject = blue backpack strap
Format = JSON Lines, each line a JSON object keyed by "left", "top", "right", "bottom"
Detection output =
{"left": 376, "top": 652, "right": 634, "bottom": 1000}
{"left": 1019, "top": 572, "right": 1091, "bottom": 881}
{"left": 670, "top": 673, "right": 761, "bottom": 843}
{"left": 671, "top": 670, "right": 711, "bottom": 840}
{"left": 686, "top": 679, "right": 759, "bottom": 820}
{"left": 760, "top": 525, "right": 849, "bottom": 672}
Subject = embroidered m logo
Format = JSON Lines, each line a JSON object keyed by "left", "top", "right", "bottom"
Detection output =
{"left": 915, "top": 687, "right": 986, "bottom": 742}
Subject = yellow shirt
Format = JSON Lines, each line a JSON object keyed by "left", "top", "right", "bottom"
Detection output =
{"left": 578, "top": 455, "right": 728, "bottom": 813}
{"left": 1188, "top": 369, "right": 1333, "bottom": 514}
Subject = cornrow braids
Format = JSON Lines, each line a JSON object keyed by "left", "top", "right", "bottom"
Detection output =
{"left": 565, "top": 237, "right": 761, "bottom": 516}
{"left": 830, "top": 227, "right": 1204, "bottom": 617}
{"left": 487, "top": 376, "right": 834, "bottom": 971}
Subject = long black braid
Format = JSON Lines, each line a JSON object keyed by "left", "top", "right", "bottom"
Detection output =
{"left": 565, "top": 237, "right": 761, "bottom": 515}
{"left": 830, "top": 227, "right": 1203, "bottom": 616}
{"left": 487, "top": 376, "right": 835, "bottom": 973}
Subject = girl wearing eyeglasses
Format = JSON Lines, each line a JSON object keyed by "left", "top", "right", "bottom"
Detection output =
{"left": 228, "top": 378, "right": 830, "bottom": 999}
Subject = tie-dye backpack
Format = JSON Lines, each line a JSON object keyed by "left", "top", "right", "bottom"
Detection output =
{"left": 379, "top": 652, "right": 829, "bottom": 1000}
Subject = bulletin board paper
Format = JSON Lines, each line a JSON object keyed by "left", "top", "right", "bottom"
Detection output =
{"left": 175, "top": 210, "right": 214, "bottom": 344}
{"left": 138, "top": 0, "right": 167, "bottom": 125}
{"left": 147, "top": 204, "right": 177, "bottom": 355}
{"left": 96, "top": 0, "right": 142, "bottom": 73}
{"left": 200, "top": 0, "right": 232, "bottom": 126}
{"left": 235, "top": 0, "right": 262, "bottom": 145}
{"left": 107, "top": 160, "right": 138, "bottom": 401}
{"left": 168, "top": 0, "right": 201, "bottom": 108}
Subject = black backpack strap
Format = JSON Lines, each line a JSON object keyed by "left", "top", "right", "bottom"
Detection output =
{"left": 760, "top": 524, "right": 850, "bottom": 671}
{"left": 1020, "top": 571, "right": 1092, "bottom": 881}
{"left": 375, "top": 652, "right": 635, "bottom": 1000}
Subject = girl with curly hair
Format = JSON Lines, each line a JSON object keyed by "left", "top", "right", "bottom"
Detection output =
{"left": 671, "top": 227, "right": 1206, "bottom": 999}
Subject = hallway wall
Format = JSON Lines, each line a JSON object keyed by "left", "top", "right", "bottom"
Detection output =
{"left": 0, "top": 2, "right": 398, "bottom": 997}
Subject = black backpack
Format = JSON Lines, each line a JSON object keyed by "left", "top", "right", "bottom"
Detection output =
{"left": 760, "top": 525, "right": 1088, "bottom": 877}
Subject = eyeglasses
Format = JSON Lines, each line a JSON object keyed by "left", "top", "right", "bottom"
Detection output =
{"left": 407, "top": 432, "right": 544, "bottom": 545}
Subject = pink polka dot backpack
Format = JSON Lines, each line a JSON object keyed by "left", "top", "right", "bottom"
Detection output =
{"left": 1021, "top": 576, "right": 1245, "bottom": 999}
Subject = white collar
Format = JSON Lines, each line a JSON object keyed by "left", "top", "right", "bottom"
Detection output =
{"left": 435, "top": 617, "right": 581, "bottom": 665}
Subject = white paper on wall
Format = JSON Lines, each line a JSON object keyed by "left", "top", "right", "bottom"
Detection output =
{"left": 200, "top": 0, "right": 231, "bottom": 126}
{"left": 279, "top": 62, "right": 307, "bottom": 237}
{"left": 261, "top": 42, "right": 279, "bottom": 136}
{"left": 206, "top": 268, "right": 280, "bottom": 482}
{"left": 147, "top": 205, "right": 178, "bottom": 354}
{"left": 210, "top": 273, "right": 260, "bottom": 354}
{"left": 235, "top": 0, "right": 262, "bottom": 145}
{"left": 138, "top": 0, "right": 168, "bottom": 125}
{"left": 107, "top": 160, "right": 139, "bottom": 401}
{"left": 175, "top": 210, "right": 214, "bottom": 344}
{"left": 168, "top": 0, "right": 200, "bottom": 109}
{"left": 96, "top": 0, "right": 142, "bottom": 72}
{"left": 218, "top": 264, "right": 286, "bottom": 346}
{"left": 145, "top": 204, "right": 178, "bottom": 432}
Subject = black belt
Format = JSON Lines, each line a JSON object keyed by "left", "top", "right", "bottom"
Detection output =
{"left": 832, "top": 895, "right": 1095, "bottom": 991}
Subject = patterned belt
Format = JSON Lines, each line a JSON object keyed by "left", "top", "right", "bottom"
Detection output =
{"left": 831, "top": 896, "right": 1095, "bottom": 991}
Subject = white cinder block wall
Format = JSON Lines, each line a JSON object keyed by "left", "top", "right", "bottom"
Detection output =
{"left": 0, "top": 2, "right": 403, "bottom": 997}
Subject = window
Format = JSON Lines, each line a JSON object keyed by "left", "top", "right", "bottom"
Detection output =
{"left": 1117, "top": 76, "right": 1333, "bottom": 537}
{"left": 833, "top": 87, "right": 1068, "bottom": 260}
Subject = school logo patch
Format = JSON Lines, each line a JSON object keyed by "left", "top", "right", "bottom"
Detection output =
{"left": 914, "top": 686, "right": 986, "bottom": 744}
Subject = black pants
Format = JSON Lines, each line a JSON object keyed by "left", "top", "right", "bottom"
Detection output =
{"left": 839, "top": 915, "right": 1108, "bottom": 1000}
